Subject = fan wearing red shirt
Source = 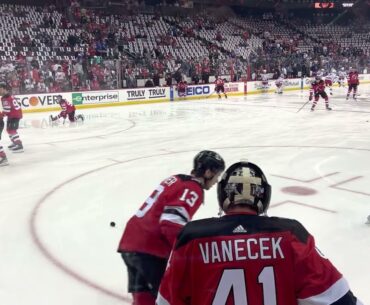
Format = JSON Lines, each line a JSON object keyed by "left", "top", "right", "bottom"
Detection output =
{"left": 117, "top": 151, "right": 225, "bottom": 305}
{"left": 50, "top": 95, "right": 84, "bottom": 124}
{"left": 0, "top": 83, "right": 23, "bottom": 153}
{"left": 158, "top": 161, "right": 363, "bottom": 305}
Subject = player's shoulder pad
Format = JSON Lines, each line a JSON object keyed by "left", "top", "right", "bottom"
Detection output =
{"left": 175, "top": 217, "right": 219, "bottom": 249}
{"left": 265, "top": 216, "right": 310, "bottom": 244}
{"left": 174, "top": 215, "right": 310, "bottom": 250}
{"left": 176, "top": 174, "right": 203, "bottom": 188}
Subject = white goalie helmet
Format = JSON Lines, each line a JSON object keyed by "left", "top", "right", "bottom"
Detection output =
{"left": 217, "top": 161, "right": 271, "bottom": 215}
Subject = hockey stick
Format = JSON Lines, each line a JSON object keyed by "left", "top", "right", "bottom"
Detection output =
{"left": 297, "top": 100, "right": 310, "bottom": 113}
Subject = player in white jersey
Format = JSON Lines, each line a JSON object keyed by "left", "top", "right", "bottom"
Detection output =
{"left": 316, "top": 68, "right": 325, "bottom": 79}
{"left": 275, "top": 75, "right": 284, "bottom": 94}
{"left": 338, "top": 68, "right": 347, "bottom": 87}
{"left": 261, "top": 70, "right": 269, "bottom": 91}
{"left": 324, "top": 69, "right": 336, "bottom": 96}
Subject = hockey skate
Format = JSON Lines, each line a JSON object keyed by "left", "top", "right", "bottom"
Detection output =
{"left": 49, "top": 115, "right": 59, "bottom": 126}
{"left": 326, "top": 106, "right": 332, "bottom": 111}
{"left": 8, "top": 143, "right": 16, "bottom": 150}
{"left": 0, "top": 156, "right": 9, "bottom": 166}
{"left": 10, "top": 144, "right": 23, "bottom": 153}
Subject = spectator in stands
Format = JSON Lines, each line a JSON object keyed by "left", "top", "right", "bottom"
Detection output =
{"left": 153, "top": 72, "right": 161, "bottom": 87}
{"left": 144, "top": 79, "right": 154, "bottom": 87}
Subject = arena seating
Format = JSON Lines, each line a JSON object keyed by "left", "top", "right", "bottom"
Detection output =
{"left": 0, "top": 1, "right": 368, "bottom": 93}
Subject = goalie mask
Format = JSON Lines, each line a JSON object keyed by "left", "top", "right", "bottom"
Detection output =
{"left": 217, "top": 161, "right": 271, "bottom": 215}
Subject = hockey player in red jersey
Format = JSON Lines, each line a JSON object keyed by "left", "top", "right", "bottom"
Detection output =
{"left": 0, "top": 83, "right": 23, "bottom": 153}
{"left": 50, "top": 95, "right": 84, "bottom": 124}
{"left": 157, "top": 161, "right": 363, "bottom": 305}
{"left": 346, "top": 69, "right": 359, "bottom": 101}
{"left": 117, "top": 151, "right": 225, "bottom": 305}
{"left": 0, "top": 111, "right": 8, "bottom": 166}
{"left": 215, "top": 77, "right": 227, "bottom": 99}
{"left": 177, "top": 80, "right": 187, "bottom": 99}
{"left": 310, "top": 77, "right": 332, "bottom": 111}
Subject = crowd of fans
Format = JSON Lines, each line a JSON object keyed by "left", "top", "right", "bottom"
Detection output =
{"left": 0, "top": 0, "right": 369, "bottom": 94}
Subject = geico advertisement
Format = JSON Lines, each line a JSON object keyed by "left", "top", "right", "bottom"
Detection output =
{"left": 15, "top": 93, "right": 71, "bottom": 109}
{"left": 175, "top": 84, "right": 215, "bottom": 97}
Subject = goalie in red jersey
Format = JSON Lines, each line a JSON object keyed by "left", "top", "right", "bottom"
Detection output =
{"left": 117, "top": 151, "right": 225, "bottom": 305}
{"left": 157, "top": 161, "right": 363, "bottom": 305}
{"left": 50, "top": 95, "right": 84, "bottom": 124}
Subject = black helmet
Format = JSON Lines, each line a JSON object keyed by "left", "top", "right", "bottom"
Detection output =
{"left": 217, "top": 161, "right": 271, "bottom": 215}
{"left": 193, "top": 150, "right": 225, "bottom": 177}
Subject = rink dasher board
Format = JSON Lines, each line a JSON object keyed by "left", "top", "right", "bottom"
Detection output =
{"left": 13, "top": 76, "right": 370, "bottom": 114}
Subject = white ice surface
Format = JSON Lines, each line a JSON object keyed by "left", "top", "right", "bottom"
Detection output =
{"left": 0, "top": 85, "right": 369, "bottom": 305}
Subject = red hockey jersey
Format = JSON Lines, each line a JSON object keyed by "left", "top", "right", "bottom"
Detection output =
{"left": 1, "top": 94, "right": 22, "bottom": 119}
{"left": 118, "top": 175, "right": 204, "bottom": 258}
{"left": 312, "top": 80, "right": 326, "bottom": 93}
{"left": 177, "top": 81, "right": 187, "bottom": 90}
{"left": 215, "top": 78, "right": 225, "bottom": 86}
{"left": 157, "top": 212, "right": 361, "bottom": 305}
{"left": 59, "top": 99, "right": 75, "bottom": 114}
{"left": 347, "top": 72, "right": 359, "bottom": 85}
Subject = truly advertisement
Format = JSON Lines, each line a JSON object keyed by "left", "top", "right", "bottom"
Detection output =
{"left": 72, "top": 91, "right": 119, "bottom": 105}
{"left": 15, "top": 93, "right": 71, "bottom": 109}
{"left": 125, "top": 88, "right": 168, "bottom": 101}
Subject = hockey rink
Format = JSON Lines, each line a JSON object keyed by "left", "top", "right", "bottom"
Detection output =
{"left": 1, "top": 84, "right": 370, "bottom": 305}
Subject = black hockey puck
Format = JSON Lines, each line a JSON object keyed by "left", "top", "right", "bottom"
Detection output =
{"left": 110, "top": 221, "right": 116, "bottom": 227}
